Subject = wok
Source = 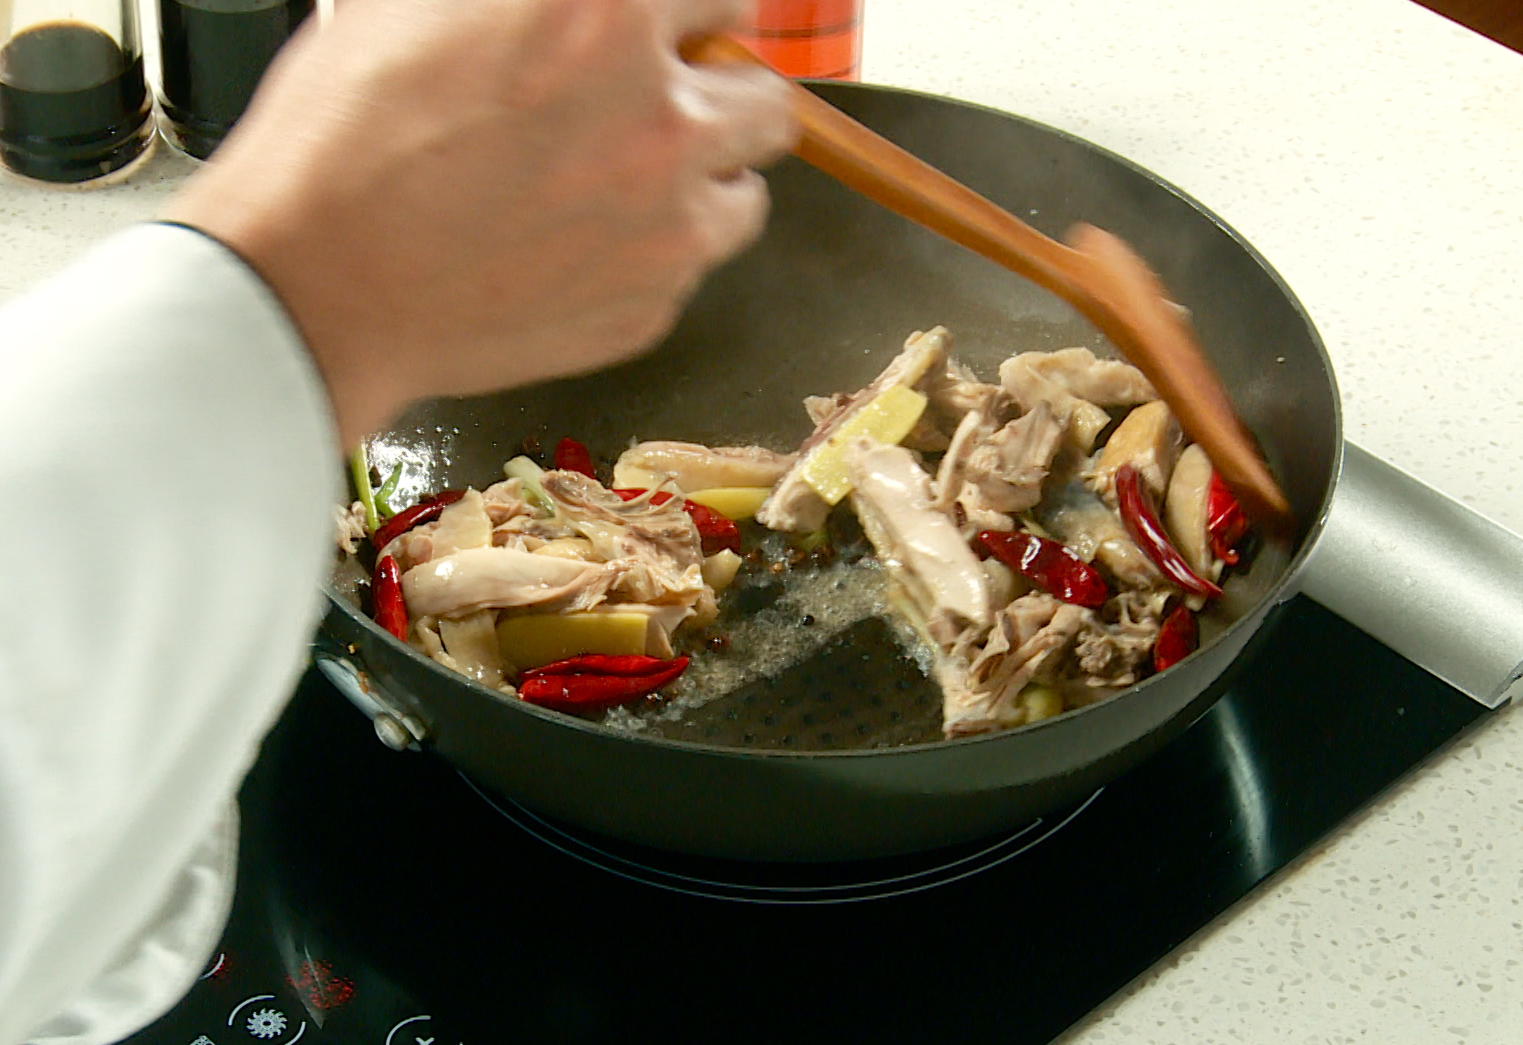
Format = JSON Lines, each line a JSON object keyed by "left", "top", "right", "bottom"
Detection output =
{"left": 320, "top": 82, "right": 1339, "bottom": 860}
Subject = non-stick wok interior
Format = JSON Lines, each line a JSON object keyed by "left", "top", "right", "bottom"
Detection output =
{"left": 332, "top": 83, "right": 1338, "bottom": 753}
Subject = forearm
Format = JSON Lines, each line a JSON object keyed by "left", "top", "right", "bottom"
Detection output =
{"left": 161, "top": 0, "right": 793, "bottom": 446}
{"left": 0, "top": 224, "right": 338, "bottom": 1043}
{"left": 0, "top": 1, "right": 794, "bottom": 1035}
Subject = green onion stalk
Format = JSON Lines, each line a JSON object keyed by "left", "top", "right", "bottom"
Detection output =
{"left": 349, "top": 445, "right": 379, "bottom": 534}
{"left": 374, "top": 463, "right": 403, "bottom": 519}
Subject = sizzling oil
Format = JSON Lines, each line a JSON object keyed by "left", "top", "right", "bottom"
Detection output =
{"left": 602, "top": 554, "right": 946, "bottom": 749}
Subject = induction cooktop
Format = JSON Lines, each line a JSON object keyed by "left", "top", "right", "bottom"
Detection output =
{"left": 119, "top": 595, "right": 1492, "bottom": 1045}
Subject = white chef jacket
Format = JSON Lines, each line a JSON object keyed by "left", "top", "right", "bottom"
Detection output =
{"left": 0, "top": 224, "right": 339, "bottom": 1044}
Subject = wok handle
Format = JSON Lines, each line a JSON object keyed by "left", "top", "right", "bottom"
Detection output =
{"left": 1298, "top": 441, "right": 1523, "bottom": 709}
{"left": 311, "top": 634, "right": 430, "bottom": 751}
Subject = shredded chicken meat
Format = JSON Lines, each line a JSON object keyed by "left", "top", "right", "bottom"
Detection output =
{"left": 613, "top": 440, "right": 795, "bottom": 492}
{"left": 814, "top": 329, "right": 1217, "bottom": 737}
{"left": 847, "top": 438, "right": 991, "bottom": 644}
{"left": 370, "top": 461, "right": 748, "bottom": 672}
{"left": 758, "top": 326, "right": 951, "bottom": 532}
{"left": 347, "top": 324, "right": 1247, "bottom": 740}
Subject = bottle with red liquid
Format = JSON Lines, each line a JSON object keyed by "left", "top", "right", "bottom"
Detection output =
{"left": 732, "top": 0, "right": 863, "bottom": 80}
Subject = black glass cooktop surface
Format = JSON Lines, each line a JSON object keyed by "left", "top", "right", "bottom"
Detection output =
{"left": 121, "top": 596, "right": 1492, "bottom": 1045}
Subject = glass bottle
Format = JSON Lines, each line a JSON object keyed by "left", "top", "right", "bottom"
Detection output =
{"left": 0, "top": 0, "right": 153, "bottom": 183}
{"left": 158, "top": 0, "right": 317, "bottom": 160}
{"left": 733, "top": 0, "right": 864, "bottom": 80}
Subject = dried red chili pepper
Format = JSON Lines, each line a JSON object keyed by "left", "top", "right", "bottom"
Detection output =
{"left": 974, "top": 529, "right": 1109, "bottom": 608}
{"left": 371, "top": 555, "right": 408, "bottom": 641}
{"left": 612, "top": 488, "right": 743, "bottom": 556}
{"left": 1206, "top": 471, "right": 1250, "bottom": 566}
{"left": 1116, "top": 464, "right": 1224, "bottom": 599}
{"left": 521, "top": 654, "right": 676, "bottom": 678}
{"left": 552, "top": 437, "right": 598, "bottom": 479}
{"left": 614, "top": 488, "right": 672, "bottom": 504}
{"left": 683, "top": 501, "right": 743, "bottom": 556}
{"left": 1153, "top": 603, "right": 1198, "bottom": 672}
{"left": 517, "top": 655, "right": 690, "bottom": 712}
{"left": 371, "top": 489, "right": 465, "bottom": 549}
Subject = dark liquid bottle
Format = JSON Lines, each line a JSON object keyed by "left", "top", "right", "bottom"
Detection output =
{"left": 159, "top": 0, "right": 316, "bottom": 160}
{"left": 0, "top": 20, "right": 152, "bottom": 183}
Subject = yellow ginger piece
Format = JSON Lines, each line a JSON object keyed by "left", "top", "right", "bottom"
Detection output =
{"left": 799, "top": 384, "right": 928, "bottom": 505}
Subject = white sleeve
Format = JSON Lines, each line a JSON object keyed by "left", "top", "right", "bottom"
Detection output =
{"left": 0, "top": 223, "right": 341, "bottom": 1045}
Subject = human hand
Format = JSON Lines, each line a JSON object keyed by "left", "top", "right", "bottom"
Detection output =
{"left": 164, "top": 0, "right": 796, "bottom": 445}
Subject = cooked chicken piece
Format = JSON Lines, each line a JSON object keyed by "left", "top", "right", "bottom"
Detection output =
{"left": 757, "top": 474, "right": 832, "bottom": 536}
{"left": 1072, "top": 589, "right": 1168, "bottom": 687}
{"left": 336, "top": 501, "right": 367, "bottom": 555}
{"left": 930, "top": 610, "right": 988, "bottom": 666}
{"left": 606, "top": 552, "right": 706, "bottom": 606}
{"left": 429, "top": 488, "right": 494, "bottom": 558}
{"left": 688, "top": 586, "right": 720, "bottom": 631}
{"left": 533, "top": 537, "right": 598, "bottom": 561}
{"left": 1164, "top": 443, "right": 1221, "bottom": 582}
{"left": 437, "top": 611, "right": 506, "bottom": 687}
{"left": 981, "top": 557, "right": 1024, "bottom": 608}
{"left": 932, "top": 409, "right": 993, "bottom": 511}
{"left": 998, "top": 355, "right": 1112, "bottom": 452}
{"left": 1121, "top": 588, "right": 1171, "bottom": 619}
{"left": 377, "top": 489, "right": 496, "bottom": 570}
{"left": 812, "top": 383, "right": 963, "bottom": 456}
{"left": 962, "top": 401, "right": 1066, "bottom": 514}
{"left": 846, "top": 437, "right": 991, "bottom": 644}
{"left": 934, "top": 660, "right": 1005, "bottom": 732}
{"left": 541, "top": 471, "right": 705, "bottom": 605}
{"left": 758, "top": 326, "right": 951, "bottom": 533}
{"left": 383, "top": 527, "right": 435, "bottom": 572}
{"left": 956, "top": 485, "right": 1016, "bottom": 535}
{"left": 926, "top": 399, "right": 1062, "bottom": 533}
{"left": 804, "top": 344, "right": 991, "bottom": 440}
{"left": 402, "top": 546, "right": 622, "bottom": 618}
{"left": 612, "top": 441, "right": 796, "bottom": 493}
{"left": 481, "top": 478, "right": 533, "bottom": 526}
{"left": 804, "top": 392, "right": 852, "bottom": 428}
{"left": 409, "top": 614, "right": 458, "bottom": 672}
{"left": 1086, "top": 400, "right": 1182, "bottom": 501}
{"left": 879, "top": 328, "right": 948, "bottom": 382}
{"left": 901, "top": 413, "right": 953, "bottom": 453}
{"left": 919, "top": 358, "right": 1009, "bottom": 423}
{"left": 494, "top": 532, "right": 540, "bottom": 553}
{"left": 492, "top": 513, "right": 582, "bottom": 546}
{"left": 1011, "top": 588, "right": 1079, "bottom": 636}
{"left": 541, "top": 473, "right": 699, "bottom": 557}
{"left": 943, "top": 593, "right": 1090, "bottom": 737}
{"left": 1037, "top": 481, "right": 1162, "bottom": 591}
{"left": 1006, "top": 347, "right": 1157, "bottom": 406}
{"left": 906, "top": 359, "right": 1005, "bottom": 454}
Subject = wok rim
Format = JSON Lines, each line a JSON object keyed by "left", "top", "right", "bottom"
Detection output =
{"left": 322, "top": 80, "right": 1344, "bottom": 762}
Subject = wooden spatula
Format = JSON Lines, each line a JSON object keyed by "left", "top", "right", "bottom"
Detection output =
{"left": 684, "top": 33, "right": 1293, "bottom": 530}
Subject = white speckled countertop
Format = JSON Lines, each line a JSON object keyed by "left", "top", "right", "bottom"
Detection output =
{"left": 1, "top": 0, "right": 1520, "bottom": 1040}
{"left": 862, "top": 2, "right": 1523, "bottom": 1042}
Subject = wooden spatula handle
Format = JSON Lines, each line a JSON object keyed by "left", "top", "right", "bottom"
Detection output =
{"left": 683, "top": 33, "right": 1293, "bottom": 529}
